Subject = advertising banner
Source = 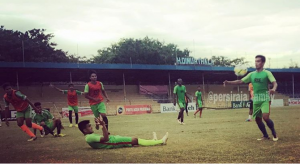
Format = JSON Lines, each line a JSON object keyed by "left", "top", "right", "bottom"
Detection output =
{"left": 231, "top": 101, "right": 251, "bottom": 109}
{"left": 288, "top": 98, "right": 300, "bottom": 106}
{"left": 117, "top": 105, "right": 152, "bottom": 115}
{"left": 62, "top": 107, "right": 94, "bottom": 118}
{"left": 160, "top": 103, "right": 197, "bottom": 113}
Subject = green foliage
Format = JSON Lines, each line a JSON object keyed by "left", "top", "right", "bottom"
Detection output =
{"left": 0, "top": 26, "right": 87, "bottom": 63}
{"left": 288, "top": 59, "right": 299, "bottom": 68}
{"left": 212, "top": 55, "right": 249, "bottom": 67}
{"left": 93, "top": 37, "right": 190, "bottom": 65}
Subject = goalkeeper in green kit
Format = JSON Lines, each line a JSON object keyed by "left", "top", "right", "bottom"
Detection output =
{"left": 223, "top": 55, "right": 278, "bottom": 141}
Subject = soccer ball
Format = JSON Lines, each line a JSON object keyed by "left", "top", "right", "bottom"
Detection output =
{"left": 234, "top": 65, "right": 248, "bottom": 77}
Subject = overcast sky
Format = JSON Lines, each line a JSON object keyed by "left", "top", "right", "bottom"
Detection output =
{"left": 1, "top": 0, "right": 300, "bottom": 68}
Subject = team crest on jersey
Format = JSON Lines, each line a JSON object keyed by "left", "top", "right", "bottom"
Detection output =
{"left": 254, "top": 78, "right": 261, "bottom": 82}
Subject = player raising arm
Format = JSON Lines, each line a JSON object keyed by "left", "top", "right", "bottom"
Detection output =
{"left": 50, "top": 83, "right": 83, "bottom": 128}
{"left": 223, "top": 55, "right": 278, "bottom": 141}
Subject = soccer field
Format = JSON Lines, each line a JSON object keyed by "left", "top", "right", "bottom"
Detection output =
{"left": 0, "top": 106, "right": 299, "bottom": 163}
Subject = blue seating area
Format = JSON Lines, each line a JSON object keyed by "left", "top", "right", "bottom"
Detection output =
{"left": 277, "top": 82, "right": 300, "bottom": 98}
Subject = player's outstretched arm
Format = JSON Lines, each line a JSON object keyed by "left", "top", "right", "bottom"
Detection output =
{"left": 95, "top": 116, "right": 109, "bottom": 142}
{"left": 49, "top": 84, "right": 63, "bottom": 92}
{"left": 77, "top": 90, "right": 84, "bottom": 96}
{"left": 223, "top": 80, "right": 243, "bottom": 86}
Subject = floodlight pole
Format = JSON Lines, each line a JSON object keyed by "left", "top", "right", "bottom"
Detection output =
{"left": 292, "top": 74, "right": 295, "bottom": 98}
{"left": 123, "top": 73, "right": 126, "bottom": 101}
{"left": 16, "top": 71, "right": 19, "bottom": 90}
{"left": 202, "top": 73, "right": 205, "bottom": 96}
{"left": 168, "top": 73, "right": 171, "bottom": 98}
{"left": 22, "top": 40, "right": 25, "bottom": 67}
{"left": 70, "top": 72, "right": 72, "bottom": 83}
{"left": 130, "top": 57, "right": 132, "bottom": 68}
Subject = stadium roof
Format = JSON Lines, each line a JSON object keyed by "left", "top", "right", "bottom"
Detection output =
{"left": 1, "top": 62, "right": 300, "bottom": 73}
{"left": 1, "top": 62, "right": 299, "bottom": 85}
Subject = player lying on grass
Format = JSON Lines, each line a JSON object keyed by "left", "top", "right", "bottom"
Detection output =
{"left": 50, "top": 83, "right": 83, "bottom": 128}
{"left": 32, "top": 102, "right": 66, "bottom": 137}
{"left": 78, "top": 117, "right": 168, "bottom": 149}
{"left": 2, "top": 83, "right": 44, "bottom": 141}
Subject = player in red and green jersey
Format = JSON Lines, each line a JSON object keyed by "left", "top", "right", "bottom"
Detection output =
{"left": 84, "top": 71, "right": 110, "bottom": 131}
{"left": 223, "top": 55, "right": 278, "bottom": 141}
{"left": 78, "top": 117, "right": 168, "bottom": 149}
{"left": 173, "top": 79, "right": 188, "bottom": 125}
{"left": 50, "top": 83, "right": 83, "bottom": 128}
{"left": 194, "top": 86, "right": 204, "bottom": 118}
{"left": 33, "top": 102, "right": 66, "bottom": 137}
{"left": 2, "top": 83, "right": 44, "bottom": 141}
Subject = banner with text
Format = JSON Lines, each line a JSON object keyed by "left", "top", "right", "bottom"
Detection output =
{"left": 160, "top": 103, "right": 197, "bottom": 113}
{"left": 62, "top": 107, "right": 94, "bottom": 118}
{"left": 270, "top": 99, "right": 284, "bottom": 107}
{"left": 288, "top": 98, "right": 300, "bottom": 106}
{"left": 1, "top": 110, "right": 17, "bottom": 121}
{"left": 117, "top": 105, "right": 152, "bottom": 115}
{"left": 231, "top": 101, "right": 251, "bottom": 109}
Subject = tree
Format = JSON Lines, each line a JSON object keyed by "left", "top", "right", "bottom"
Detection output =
{"left": 211, "top": 55, "right": 249, "bottom": 67}
{"left": 0, "top": 26, "right": 87, "bottom": 63}
{"left": 288, "top": 59, "right": 299, "bottom": 68}
{"left": 93, "top": 37, "right": 190, "bottom": 65}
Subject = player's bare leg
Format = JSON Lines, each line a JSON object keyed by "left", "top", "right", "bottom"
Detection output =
{"left": 185, "top": 104, "right": 189, "bottom": 116}
{"left": 52, "top": 119, "right": 65, "bottom": 137}
{"left": 177, "top": 112, "right": 181, "bottom": 124}
{"left": 199, "top": 108, "right": 203, "bottom": 118}
{"left": 179, "top": 108, "right": 185, "bottom": 124}
{"left": 17, "top": 117, "right": 37, "bottom": 141}
{"left": 194, "top": 109, "right": 199, "bottom": 118}
{"left": 99, "top": 113, "right": 110, "bottom": 135}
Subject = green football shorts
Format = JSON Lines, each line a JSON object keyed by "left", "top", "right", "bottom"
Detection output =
{"left": 68, "top": 106, "right": 79, "bottom": 113}
{"left": 91, "top": 102, "right": 106, "bottom": 117}
{"left": 253, "top": 101, "right": 271, "bottom": 118}
{"left": 16, "top": 106, "right": 32, "bottom": 118}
